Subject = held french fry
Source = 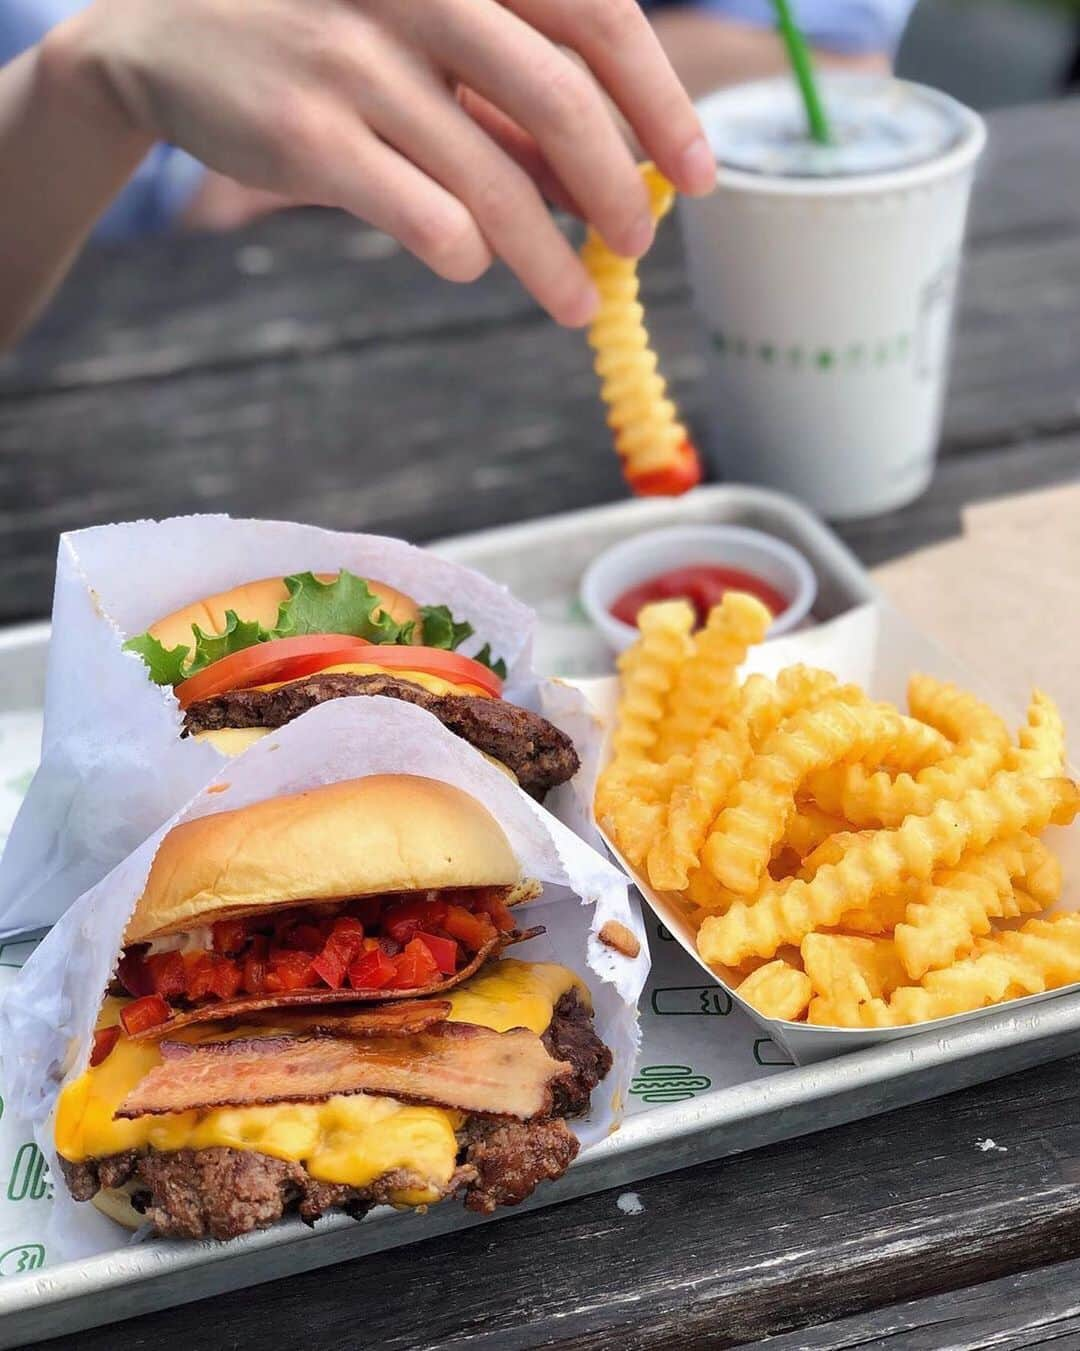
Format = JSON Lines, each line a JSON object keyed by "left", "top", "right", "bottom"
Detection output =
{"left": 581, "top": 163, "right": 702, "bottom": 496}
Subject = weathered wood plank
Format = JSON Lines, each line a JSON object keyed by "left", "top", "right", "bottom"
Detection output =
{"left": 36, "top": 1050, "right": 1080, "bottom": 1351}
{"left": 749, "top": 1257, "right": 1080, "bottom": 1350}
{"left": 2, "top": 99, "right": 1077, "bottom": 399}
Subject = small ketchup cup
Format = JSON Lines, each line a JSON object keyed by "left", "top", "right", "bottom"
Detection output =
{"left": 581, "top": 524, "right": 817, "bottom": 654}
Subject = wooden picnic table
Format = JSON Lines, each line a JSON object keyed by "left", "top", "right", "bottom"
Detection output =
{"left": 6, "top": 97, "right": 1080, "bottom": 1349}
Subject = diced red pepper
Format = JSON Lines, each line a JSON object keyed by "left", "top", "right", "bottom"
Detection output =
{"left": 120, "top": 994, "right": 171, "bottom": 1036}
{"left": 248, "top": 933, "right": 270, "bottom": 960}
{"left": 384, "top": 897, "right": 449, "bottom": 945}
{"left": 311, "top": 918, "right": 366, "bottom": 989}
{"left": 242, "top": 956, "right": 268, "bottom": 995}
{"left": 391, "top": 937, "right": 441, "bottom": 989}
{"left": 90, "top": 1025, "right": 121, "bottom": 1067}
{"left": 185, "top": 953, "right": 242, "bottom": 1002}
{"left": 265, "top": 950, "right": 316, "bottom": 993}
{"left": 347, "top": 948, "right": 396, "bottom": 990}
{"left": 116, "top": 949, "right": 152, "bottom": 998}
{"left": 442, "top": 904, "right": 496, "bottom": 952}
{"left": 472, "top": 892, "right": 516, "bottom": 934}
{"left": 415, "top": 931, "right": 459, "bottom": 975}
{"left": 144, "top": 951, "right": 187, "bottom": 999}
{"left": 212, "top": 919, "right": 248, "bottom": 955}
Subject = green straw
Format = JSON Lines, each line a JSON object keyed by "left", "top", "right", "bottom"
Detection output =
{"left": 772, "top": 0, "right": 833, "bottom": 145}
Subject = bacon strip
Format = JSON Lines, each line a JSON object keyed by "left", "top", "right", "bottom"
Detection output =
{"left": 117, "top": 1023, "right": 571, "bottom": 1122}
{"left": 159, "top": 1000, "right": 453, "bottom": 1057}
{"left": 126, "top": 928, "right": 543, "bottom": 1042}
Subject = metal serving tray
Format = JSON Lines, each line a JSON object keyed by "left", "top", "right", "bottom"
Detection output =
{"left": 5, "top": 486, "right": 1080, "bottom": 1347}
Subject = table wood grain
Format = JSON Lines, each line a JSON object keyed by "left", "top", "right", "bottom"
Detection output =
{"left": 9, "top": 98, "right": 1080, "bottom": 1349}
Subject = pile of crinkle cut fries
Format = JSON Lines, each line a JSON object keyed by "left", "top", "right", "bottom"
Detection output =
{"left": 595, "top": 594, "right": 1080, "bottom": 1027}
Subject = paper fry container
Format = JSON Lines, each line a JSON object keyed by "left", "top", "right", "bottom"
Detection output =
{"left": 0, "top": 696, "right": 647, "bottom": 1260}
{"left": 574, "top": 602, "right": 1080, "bottom": 1066}
{"left": 0, "top": 515, "right": 562, "bottom": 938}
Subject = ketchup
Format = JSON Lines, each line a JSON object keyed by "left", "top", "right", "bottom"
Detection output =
{"left": 611, "top": 565, "right": 788, "bottom": 630}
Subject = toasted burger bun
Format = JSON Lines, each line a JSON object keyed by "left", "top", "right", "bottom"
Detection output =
{"left": 125, "top": 775, "right": 522, "bottom": 944}
{"left": 146, "top": 573, "right": 421, "bottom": 654}
{"left": 92, "top": 1184, "right": 143, "bottom": 1230}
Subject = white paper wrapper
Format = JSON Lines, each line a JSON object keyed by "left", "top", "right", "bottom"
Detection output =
{"left": 0, "top": 695, "right": 648, "bottom": 1260}
{"left": 0, "top": 515, "right": 546, "bottom": 939}
{"left": 576, "top": 600, "right": 1080, "bottom": 1065}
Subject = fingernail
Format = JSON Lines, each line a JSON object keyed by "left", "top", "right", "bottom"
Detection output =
{"left": 563, "top": 281, "right": 600, "bottom": 329}
{"left": 623, "top": 214, "right": 656, "bottom": 258}
{"left": 678, "top": 136, "right": 717, "bottom": 195}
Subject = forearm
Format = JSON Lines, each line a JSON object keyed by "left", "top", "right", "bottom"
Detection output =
{"left": 650, "top": 11, "right": 888, "bottom": 100}
{"left": 0, "top": 26, "right": 152, "bottom": 349}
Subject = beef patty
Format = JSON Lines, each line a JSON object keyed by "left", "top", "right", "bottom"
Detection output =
{"left": 61, "top": 991, "right": 609, "bottom": 1239}
{"left": 183, "top": 673, "right": 579, "bottom": 798}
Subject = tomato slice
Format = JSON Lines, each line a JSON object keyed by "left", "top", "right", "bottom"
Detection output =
{"left": 90, "top": 1026, "right": 121, "bottom": 1067}
{"left": 120, "top": 994, "right": 172, "bottom": 1036}
{"left": 334, "top": 646, "right": 504, "bottom": 699}
{"left": 174, "top": 635, "right": 374, "bottom": 709}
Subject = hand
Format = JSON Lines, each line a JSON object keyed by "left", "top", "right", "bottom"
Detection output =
{"left": 49, "top": 0, "right": 716, "bottom": 326}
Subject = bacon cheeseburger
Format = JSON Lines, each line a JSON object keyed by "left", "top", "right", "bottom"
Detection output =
{"left": 55, "top": 777, "right": 611, "bottom": 1239}
{"left": 124, "top": 570, "right": 578, "bottom": 797}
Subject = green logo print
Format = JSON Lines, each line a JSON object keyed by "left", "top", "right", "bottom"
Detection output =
{"left": 8, "top": 1143, "right": 49, "bottom": 1202}
{"left": 651, "top": 986, "right": 733, "bottom": 1017}
{"left": 630, "top": 1065, "right": 712, "bottom": 1104}
{"left": 0, "top": 1244, "right": 46, "bottom": 1277}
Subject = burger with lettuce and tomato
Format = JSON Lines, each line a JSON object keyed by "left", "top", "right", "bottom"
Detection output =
{"left": 124, "top": 570, "right": 578, "bottom": 796}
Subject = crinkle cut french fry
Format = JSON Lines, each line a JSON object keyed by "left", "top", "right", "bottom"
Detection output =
{"left": 655, "top": 592, "right": 772, "bottom": 760}
{"left": 701, "top": 700, "right": 948, "bottom": 897}
{"left": 894, "top": 836, "right": 1030, "bottom": 980}
{"left": 782, "top": 804, "right": 849, "bottom": 861}
{"left": 736, "top": 959, "right": 813, "bottom": 1021}
{"left": 812, "top": 914, "right": 1080, "bottom": 1027}
{"left": 647, "top": 668, "right": 850, "bottom": 893}
{"left": 1009, "top": 690, "right": 1066, "bottom": 775}
{"left": 807, "top": 677, "right": 1012, "bottom": 828}
{"left": 802, "top": 933, "right": 906, "bottom": 1006}
{"left": 596, "top": 599, "right": 694, "bottom": 822}
{"left": 697, "top": 773, "right": 1079, "bottom": 967}
{"left": 1017, "top": 833, "right": 1063, "bottom": 908}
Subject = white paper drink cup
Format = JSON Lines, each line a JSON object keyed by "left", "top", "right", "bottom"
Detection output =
{"left": 679, "top": 75, "right": 987, "bottom": 520}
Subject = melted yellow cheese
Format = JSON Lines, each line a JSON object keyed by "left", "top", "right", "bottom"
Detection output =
{"left": 55, "top": 960, "right": 580, "bottom": 1204}
{"left": 192, "top": 727, "right": 271, "bottom": 757}
{"left": 259, "top": 663, "right": 492, "bottom": 699}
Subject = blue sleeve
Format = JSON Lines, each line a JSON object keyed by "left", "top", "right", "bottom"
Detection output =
{"left": 642, "top": 0, "right": 918, "bottom": 54}
{"left": 2, "top": 0, "right": 206, "bottom": 238}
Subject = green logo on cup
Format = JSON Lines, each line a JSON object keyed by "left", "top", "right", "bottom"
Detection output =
{"left": 8, "top": 1143, "right": 49, "bottom": 1202}
{"left": 0, "top": 1244, "right": 46, "bottom": 1277}
{"left": 630, "top": 1065, "right": 712, "bottom": 1103}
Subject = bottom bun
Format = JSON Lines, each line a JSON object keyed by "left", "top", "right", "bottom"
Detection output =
{"left": 91, "top": 1183, "right": 144, "bottom": 1230}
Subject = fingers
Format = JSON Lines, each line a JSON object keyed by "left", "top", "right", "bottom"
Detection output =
{"left": 502, "top": 0, "right": 716, "bottom": 198}
{"left": 320, "top": 126, "right": 493, "bottom": 285}
{"left": 456, "top": 88, "right": 580, "bottom": 217}
{"left": 359, "top": 56, "right": 599, "bottom": 326}
{"left": 406, "top": 0, "right": 654, "bottom": 258}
